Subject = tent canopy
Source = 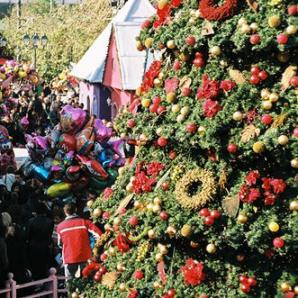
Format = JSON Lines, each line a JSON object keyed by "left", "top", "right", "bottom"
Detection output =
{"left": 71, "top": 0, "right": 155, "bottom": 90}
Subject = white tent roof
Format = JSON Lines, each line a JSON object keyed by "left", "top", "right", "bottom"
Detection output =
{"left": 71, "top": 0, "right": 155, "bottom": 90}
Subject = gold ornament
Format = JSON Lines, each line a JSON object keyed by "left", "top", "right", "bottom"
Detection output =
{"left": 148, "top": 229, "right": 156, "bottom": 239}
{"left": 93, "top": 208, "right": 102, "bottom": 218}
{"left": 291, "top": 158, "right": 298, "bottom": 169}
{"left": 233, "top": 111, "right": 243, "bottom": 121}
{"left": 177, "top": 114, "right": 186, "bottom": 122}
{"left": 269, "top": 92, "right": 279, "bottom": 102}
{"left": 262, "top": 100, "right": 272, "bottom": 110}
{"left": 250, "top": 22, "right": 258, "bottom": 32}
{"left": 113, "top": 217, "right": 121, "bottom": 226}
{"left": 294, "top": 286, "right": 298, "bottom": 295}
{"left": 158, "top": 72, "right": 165, "bottom": 80}
{"left": 237, "top": 214, "right": 248, "bottom": 224}
{"left": 206, "top": 243, "right": 217, "bottom": 254}
{"left": 166, "top": 92, "right": 176, "bottom": 103}
{"left": 240, "top": 24, "right": 251, "bottom": 34}
{"left": 71, "top": 292, "right": 79, "bottom": 298}
{"left": 268, "top": 15, "right": 281, "bottom": 28}
{"left": 289, "top": 200, "right": 298, "bottom": 211}
{"left": 181, "top": 224, "right": 193, "bottom": 237}
{"left": 190, "top": 241, "right": 199, "bottom": 248}
{"left": 209, "top": 46, "right": 221, "bottom": 56}
{"left": 154, "top": 78, "right": 163, "bottom": 88}
{"left": 180, "top": 106, "right": 190, "bottom": 116}
{"left": 280, "top": 282, "right": 291, "bottom": 293}
{"left": 155, "top": 253, "right": 163, "bottom": 262}
{"left": 278, "top": 135, "right": 289, "bottom": 145}
{"left": 172, "top": 104, "right": 181, "bottom": 113}
{"left": 236, "top": 254, "right": 245, "bottom": 262}
{"left": 252, "top": 141, "right": 265, "bottom": 154}
{"left": 153, "top": 197, "right": 162, "bottom": 205}
{"left": 136, "top": 40, "right": 143, "bottom": 51}
{"left": 261, "top": 89, "right": 271, "bottom": 100}
{"left": 166, "top": 226, "right": 177, "bottom": 237}
{"left": 158, "top": 0, "right": 169, "bottom": 10}
{"left": 238, "top": 18, "right": 247, "bottom": 26}
{"left": 286, "top": 25, "right": 297, "bottom": 35}
{"left": 153, "top": 281, "right": 162, "bottom": 289}
{"left": 144, "top": 38, "right": 154, "bottom": 49}
{"left": 119, "top": 283, "right": 126, "bottom": 292}
{"left": 268, "top": 222, "right": 280, "bottom": 232}
{"left": 167, "top": 40, "right": 176, "bottom": 49}
{"left": 175, "top": 169, "right": 217, "bottom": 209}
{"left": 117, "top": 263, "right": 126, "bottom": 272}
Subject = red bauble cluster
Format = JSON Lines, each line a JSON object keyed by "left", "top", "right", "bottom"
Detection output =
{"left": 162, "top": 289, "right": 176, "bottom": 298}
{"left": 288, "top": 5, "right": 298, "bottom": 15}
{"left": 239, "top": 275, "right": 257, "bottom": 294}
{"left": 82, "top": 262, "right": 107, "bottom": 282}
{"left": 193, "top": 52, "right": 205, "bottom": 68}
{"left": 199, "top": 208, "right": 221, "bottom": 226}
{"left": 261, "top": 114, "right": 273, "bottom": 126}
{"left": 150, "top": 97, "right": 167, "bottom": 115}
{"left": 250, "top": 66, "right": 268, "bottom": 85}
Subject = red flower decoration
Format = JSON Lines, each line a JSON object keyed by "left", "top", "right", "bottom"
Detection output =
{"left": 220, "top": 80, "right": 236, "bottom": 91}
{"left": 181, "top": 259, "right": 205, "bottom": 286}
{"left": 164, "top": 77, "right": 180, "bottom": 93}
{"left": 245, "top": 170, "right": 260, "bottom": 186}
{"left": 203, "top": 99, "right": 222, "bottom": 118}
{"left": 128, "top": 289, "right": 138, "bottom": 298}
{"left": 197, "top": 74, "right": 220, "bottom": 100}
{"left": 113, "top": 234, "right": 132, "bottom": 253}
{"left": 262, "top": 178, "right": 271, "bottom": 192}
{"left": 146, "top": 162, "right": 165, "bottom": 177}
{"left": 247, "top": 188, "right": 261, "bottom": 203}
{"left": 132, "top": 171, "right": 156, "bottom": 193}
{"left": 270, "top": 179, "right": 286, "bottom": 194}
{"left": 82, "top": 262, "right": 101, "bottom": 278}
{"left": 140, "top": 61, "right": 161, "bottom": 93}
{"left": 246, "top": 109, "right": 258, "bottom": 123}
{"left": 103, "top": 187, "right": 113, "bottom": 200}
{"left": 199, "top": 0, "right": 238, "bottom": 21}
{"left": 172, "top": 0, "right": 182, "bottom": 7}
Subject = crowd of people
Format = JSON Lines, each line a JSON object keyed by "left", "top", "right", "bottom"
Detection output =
{"left": 0, "top": 79, "right": 99, "bottom": 294}
{"left": 0, "top": 82, "right": 82, "bottom": 147}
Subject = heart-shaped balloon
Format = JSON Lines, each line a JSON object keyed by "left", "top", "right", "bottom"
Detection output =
{"left": 60, "top": 105, "right": 87, "bottom": 134}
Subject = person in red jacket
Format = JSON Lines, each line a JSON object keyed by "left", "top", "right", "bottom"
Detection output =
{"left": 56, "top": 203, "right": 102, "bottom": 280}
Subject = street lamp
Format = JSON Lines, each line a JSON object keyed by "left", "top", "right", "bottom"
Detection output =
{"left": 22, "top": 33, "right": 48, "bottom": 70}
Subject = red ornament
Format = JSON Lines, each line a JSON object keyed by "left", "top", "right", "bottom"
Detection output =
{"left": 181, "top": 259, "right": 205, "bottom": 286}
{"left": 134, "top": 270, "right": 144, "bottom": 280}
{"left": 153, "top": 97, "right": 162, "bottom": 105}
{"left": 240, "top": 284, "right": 251, "bottom": 293}
{"left": 93, "top": 271, "right": 102, "bottom": 282}
{"left": 227, "top": 143, "right": 238, "bottom": 154}
{"left": 199, "top": 295, "right": 209, "bottom": 298}
{"left": 199, "top": 0, "right": 238, "bottom": 21}
{"left": 186, "top": 123, "right": 198, "bottom": 133}
{"left": 127, "top": 119, "right": 136, "bottom": 128}
{"left": 169, "top": 150, "right": 177, "bottom": 160}
{"left": 250, "top": 75, "right": 260, "bottom": 85}
{"left": 247, "top": 277, "right": 257, "bottom": 287}
{"left": 288, "top": 5, "right": 297, "bottom": 15}
{"left": 258, "top": 71, "right": 268, "bottom": 81}
{"left": 129, "top": 216, "right": 139, "bottom": 227}
{"left": 277, "top": 34, "right": 288, "bottom": 44}
{"left": 261, "top": 114, "right": 273, "bottom": 125}
{"left": 193, "top": 56, "right": 205, "bottom": 68}
{"left": 173, "top": 60, "right": 182, "bottom": 71}
{"left": 250, "top": 34, "right": 261, "bottom": 45}
{"left": 290, "top": 76, "right": 298, "bottom": 87}
{"left": 199, "top": 208, "right": 210, "bottom": 217}
{"left": 250, "top": 66, "right": 260, "bottom": 75}
{"left": 149, "top": 104, "right": 158, "bottom": 113}
{"left": 167, "top": 289, "right": 176, "bottom": 297}
{"left": 141, "top": 19, "right": 151, "bottom": 29}
{"left": 239, "top": 275, "right": 248, "bottom": 284}
{"left": 160, "top": 211, "right": 169, "bottom": 220}
{"left": 210, "top": 210, "right": 221, "bottom": 219}
{"left": 157, "top": 137, "right": 168, "bottom": 147}
{"left": 162, "top": 182, "right": 170, "bottom": 190}
{"left": 273, "top": 237, "right": 285, "bottom": 248}
{"left": 181, "top": 87, "right": 192, "bottom": 97}
{"left": 186, "top": 36, "right": 196, "bottom": 46}
{"left": 204, "top": 216, "right": 215, "bottom": 226}
{"left": 293, "top": 127, "right": 298, "bottom": 138}
{"left": 102, "top": 211, "right": 110, "bottom": 220}
{"left": 157, "top": 105, "right": 167, "bottom": 115}
{"left": 100, "top": 253, "right": 108, "bottom": 262}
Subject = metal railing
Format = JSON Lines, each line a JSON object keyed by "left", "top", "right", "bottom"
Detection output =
{"left": 0, "top": 268, "right": 67, "bottom": 298}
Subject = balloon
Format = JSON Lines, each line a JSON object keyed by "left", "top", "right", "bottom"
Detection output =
{"left": 34, "top": 136, "right": 48, "bottom": 151}
{"left": 43, "top": 157, "right": 53, "bottom": 170}
{"left": 65, "top": 165, "right": 81, "bottom": 182}
{"left": 20, "top": 116, "right": 29, "bottom": 127}
{"left": 60, "top": 105, "right": 86, "bottom": 134}
{"left": 59, "top": 133, "right": 76, "bottom": 152}
{"left": 31, "top": 164, "right": 50, "bottom": 181}
{"left": 86, "top": 160, "right": 109, "bottom": 180}
{"left": 93, "top": 119, "right": 113, "bottom": 142}
{"left": 50, "top": 126, "right": 61, "bottom": 148}
{"left": 76, "top": 127, "right": 95, "bottom": 155}
{"left": 0, "top": 125, "right": 12, "bottom": 152}
{"left": 64, "top": 150, "right": 75, "bottom": 167}
{"left": 46, "top": 182, "right": 72, "bottom": 198}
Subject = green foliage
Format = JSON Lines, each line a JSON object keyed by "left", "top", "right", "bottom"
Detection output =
{"left": 2, "top": 0, "right": 112, "bottom": 81}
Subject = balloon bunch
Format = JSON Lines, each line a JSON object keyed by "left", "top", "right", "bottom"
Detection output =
{"left": 51, "top": 69, "right": 78, "bottom": 93}
{"left": 23, "top": 105, "right": 125, "bottom": 199}
{"left": 0, "top": 125, "right": 16, "bottom": 175}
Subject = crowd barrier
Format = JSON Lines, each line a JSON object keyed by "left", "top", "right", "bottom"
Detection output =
{"left": 0, "top": 268, "right": 67, "bottom": 298}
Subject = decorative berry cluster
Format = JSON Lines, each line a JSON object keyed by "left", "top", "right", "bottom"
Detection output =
{"left": 250, "top": 66, "right": 268, "bottom": 85}
{"left": 199, "top": 208, "right": 221, "bottom": 226}
{"left": 239, "top": 275, "right": 257, "bottom": 294}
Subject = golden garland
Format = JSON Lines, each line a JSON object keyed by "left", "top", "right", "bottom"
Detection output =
{"left": 175, "top": 169, "right": 217, "bottom": 209}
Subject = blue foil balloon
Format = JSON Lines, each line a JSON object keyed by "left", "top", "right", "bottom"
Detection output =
{"left": 31, "top": 164, "right": 50, "bottom": 181}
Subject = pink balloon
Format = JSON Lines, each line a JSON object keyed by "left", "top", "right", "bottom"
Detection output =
{"left": 60, "top": 105, "right": 87, "bottom": 133}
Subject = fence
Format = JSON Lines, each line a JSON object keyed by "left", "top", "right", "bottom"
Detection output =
{"left": 0, "top": 268, "right": 67, "bottom": 298}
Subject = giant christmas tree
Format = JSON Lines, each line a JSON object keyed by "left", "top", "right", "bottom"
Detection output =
{"left": 73, "top": 0, "right": 298, "bottom": 297}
